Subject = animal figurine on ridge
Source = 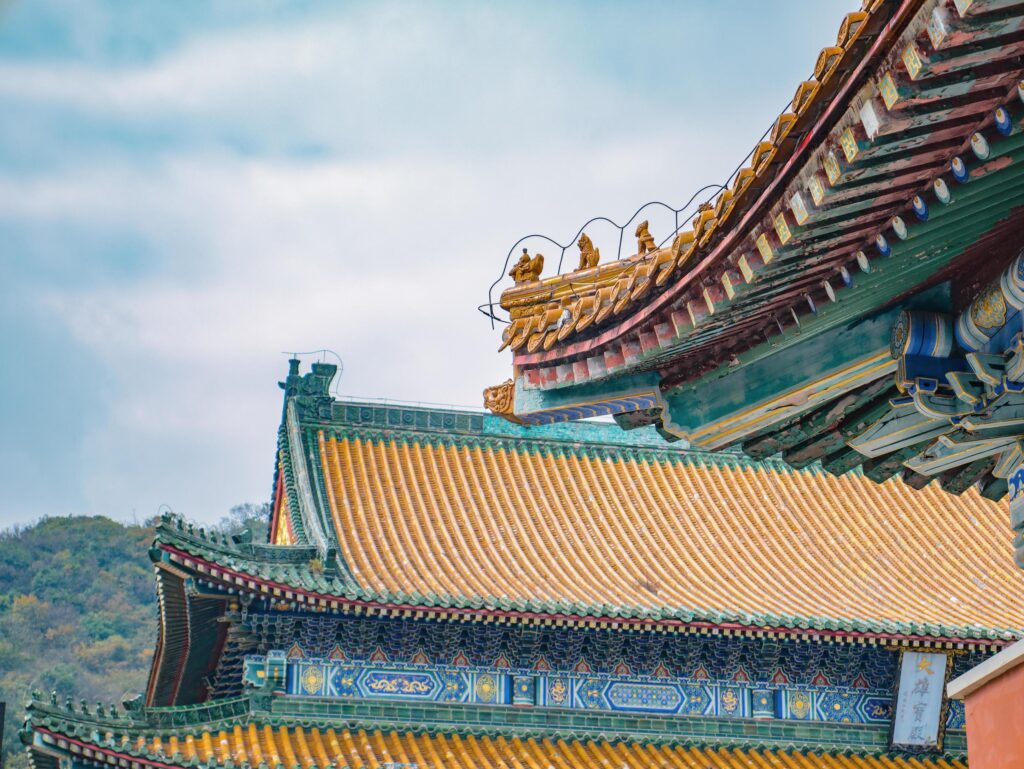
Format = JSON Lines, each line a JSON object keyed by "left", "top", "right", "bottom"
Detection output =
{"left": 576, "top": 233, "right": 601, "bottom": 270}
{"left": 635, "top": 220, "right": 657, "bottom": 257}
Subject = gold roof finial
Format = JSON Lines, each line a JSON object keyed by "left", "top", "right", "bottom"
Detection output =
{"left": 635, "top": 220, "right": 656, "bottom": 257}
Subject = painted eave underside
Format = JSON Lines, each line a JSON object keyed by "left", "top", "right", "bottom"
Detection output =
{"left": 498, "top": 0, "right": 1024, "bottom": 416}
{"left": 162, "top": 399, "right": 1024, "bottom": 644}
{"left": 21, "top": 696, "right": 969, "bottom": 768}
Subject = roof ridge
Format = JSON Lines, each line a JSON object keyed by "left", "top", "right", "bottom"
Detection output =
{"left": 318, "top": 408, "right": 800, "bottom": 472}
{"left": 23, "top": 700, "right": 969, "bottom": 763}
{"left": 23, "top": 691, "right": 254, "bottom": 741}
{"left": 279, "top": 360, "right": 797, "bottom": 468}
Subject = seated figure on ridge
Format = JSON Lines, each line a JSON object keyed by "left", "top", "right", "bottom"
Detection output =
{"left": 509, "top": 247, "right": 545, "bottom": 284}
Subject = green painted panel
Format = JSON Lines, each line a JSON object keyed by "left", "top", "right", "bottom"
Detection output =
{"left": 513, "top": 370, "right": 662, "bottom": 416}
{"left": 266, "top": 695, "right": 899, "bottom": 752}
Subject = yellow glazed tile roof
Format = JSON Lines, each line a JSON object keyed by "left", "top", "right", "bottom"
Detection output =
{"left": 315, "top": 431, "right": 1024, "bottom": 637}
{"left": 130, "top": 726, "right": 967, "bottom": 769}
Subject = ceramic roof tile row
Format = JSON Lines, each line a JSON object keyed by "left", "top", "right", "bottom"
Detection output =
{"left": 314, "top": 430, "right": 1024, "bottom": 636}
{"left": 111, "top": 726, "right": 967, "bottom": 769}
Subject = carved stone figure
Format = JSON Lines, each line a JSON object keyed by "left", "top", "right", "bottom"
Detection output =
{"left": 483, "top": 379, "right": 515, "bottom": 415}
{"left": 509, "top": 248, "right": 544, "bottom": 283}
{"left": 576, "top": 233, "right": 601, "bottom": 270}
{"left": 635, "top": 220, "right": 657, "bottom": 257}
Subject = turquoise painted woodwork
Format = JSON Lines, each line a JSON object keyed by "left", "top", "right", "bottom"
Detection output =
{"left": 492, "top": 90, "right": 1024, "bottom": 501}
{"left": 19, "top": 687, "right": 970, "bottom": 757}
{"left": 657, "top": 286, "right": 950, "bottom": 448}
{"left": 512, "top": 371, "right": 663, "bottom": 425}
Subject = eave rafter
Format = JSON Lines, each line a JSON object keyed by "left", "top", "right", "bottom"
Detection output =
{"left": 145, "top": 556, "right": 233, "bottom": 707}
{"left": 741, "top": 378, "right": 896, "bottom": 463}
{"left": 738, "top": 245, "right": 1024, "bottom": 502}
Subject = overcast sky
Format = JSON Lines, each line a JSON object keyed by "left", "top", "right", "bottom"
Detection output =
{"left": 0, "top": 0, "right": 856, "bottom": 527}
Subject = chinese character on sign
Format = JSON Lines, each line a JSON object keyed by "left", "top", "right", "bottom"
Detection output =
{"left": 892, "top": 652, "right": 948, "bottom": 749}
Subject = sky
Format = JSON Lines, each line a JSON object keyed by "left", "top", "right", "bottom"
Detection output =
{"left": 0, "top": 0, "right": 857, "bottom": 528}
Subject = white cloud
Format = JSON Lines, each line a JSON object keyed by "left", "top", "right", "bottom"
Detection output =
{"left": 0, "top": 0, "right": 856, "bottom": 524}
{"left": 14, "top": 124, "right": 742, "bottom": 521}
{"left": 0, "top": 4, "right": 654, "bottom": 158}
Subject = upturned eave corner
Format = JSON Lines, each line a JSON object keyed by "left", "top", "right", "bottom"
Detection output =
{"left": 488, "top": 0, "right": 913, "bottom": 364}
{"left": 482, "top": 0, "right": 1024, "bottom": 520}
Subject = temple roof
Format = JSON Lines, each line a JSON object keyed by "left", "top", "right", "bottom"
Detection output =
{"left": 225, "top": 366, "right": 1024, "bottom": 642}
{"left": 494, "top": 0, "right": 900, "bottom": 358}
{"left": 22, "top": 695, "right": 969, "bottom": 768}
{"left": 491, "top": 0, "right": 1024, "bottom": 376}
{"left": 481, "top": 0, "right": 1024, "bottom": 498}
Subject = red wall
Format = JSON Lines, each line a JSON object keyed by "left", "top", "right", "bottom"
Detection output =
{"left": 964, "top": 662, "right": 1024, "bottom": 768}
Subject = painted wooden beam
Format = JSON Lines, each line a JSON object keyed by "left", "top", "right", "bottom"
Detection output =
{"left": 940, "top": 457, "right": 995, "bottom": 495}
{"left": 861, "top": 439, "right": 935, "bottom": 483}
{"left": 847, "top": 403, "right": 951, "bottom": 458}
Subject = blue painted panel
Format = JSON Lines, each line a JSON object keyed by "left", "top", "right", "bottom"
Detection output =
{"left": 946, "top": 699, "right": 966, "bottom": 729}
{"left": 716, "top": 686, "right": 748, "bottom": 718}
{"left": 606, "top": 681, "right": 683, "bottom": 714}
{"left": 678, "top": 684, "right": 713, "bottom": 716}
{"left": 256, "top": 654, "right": 897, "bottom": 725}
{"left": 280, "top": 660, "right": 498, "bottom": 705}
{"left": 361, "top": 670, "right": 439, "bottom": 699}
{"left": 815, "top": 690, "right": 860, "bottom": 723}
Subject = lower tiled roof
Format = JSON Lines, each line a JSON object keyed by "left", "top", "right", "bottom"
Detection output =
{"left": 309, "top": 428, "right": 1024, "bottom": 638}
{"left": 41, "top": 724, "right": 967, "bottom": 769}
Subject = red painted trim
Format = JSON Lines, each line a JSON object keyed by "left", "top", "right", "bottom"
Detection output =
{"left": 158, "top": 542, "right": 1012, "bottom": 648}
{"left": 513, "top": 0, "right": 923, "bottom": 370}
{"left": 36, "top": 728, "right": 182, "bottom": 769}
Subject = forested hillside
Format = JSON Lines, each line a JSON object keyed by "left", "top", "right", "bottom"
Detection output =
{"left": 0, "top": 508, "right": 267, "bottom": 769}
{"left": 0, "top": 516, "right": 155, "bottom": 768}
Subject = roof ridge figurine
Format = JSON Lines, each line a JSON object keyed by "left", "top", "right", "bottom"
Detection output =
{"left": 509, "top": 247, "right": 544, "bottom": 284}
{"left": 576, "top": 233, "right": 600, "bottom": 270}
{"left": 635, "top": 219, "right": 656, "bottom": 257}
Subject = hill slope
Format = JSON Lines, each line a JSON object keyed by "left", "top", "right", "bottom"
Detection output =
{"left": 0, "top": 516, "right": 158, "bottom": 769}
